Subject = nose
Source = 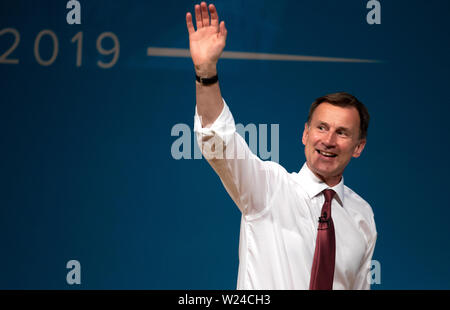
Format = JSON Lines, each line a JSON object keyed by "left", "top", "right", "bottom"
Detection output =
{"left": 322, "top": 131, "right": 337, "bottom": 148}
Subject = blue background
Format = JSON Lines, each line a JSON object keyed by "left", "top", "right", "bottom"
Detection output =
{"left": 1, "top": 0, "right": 449, "bottom": 289}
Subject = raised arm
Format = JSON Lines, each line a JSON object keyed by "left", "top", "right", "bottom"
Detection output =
{"left": 186, "top": 2, "right": 227, "bottom": 128}
{"left": 187, "top": 3, "right": 285, "bottom": 218}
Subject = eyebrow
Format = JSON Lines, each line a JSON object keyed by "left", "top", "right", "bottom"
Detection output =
{"left": 317, "top": 121, "right": 351, "bottom": 133}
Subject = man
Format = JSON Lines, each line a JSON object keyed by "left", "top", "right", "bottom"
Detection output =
{"left": 186, "top": 2, "right": 377, "bottom": 290}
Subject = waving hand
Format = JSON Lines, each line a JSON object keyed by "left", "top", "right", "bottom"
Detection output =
{"left": 186, "top": 2, "right": 227, "bottom": 75}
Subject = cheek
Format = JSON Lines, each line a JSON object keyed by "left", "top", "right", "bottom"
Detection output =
{"left": 306, "top": 132, "right": 320, "bottom": 146}
{"left": 305, "top": 138, "right": 318, "bottom": 153}
{"left": 340, "top": 142, "right": 358, "bottom": 157}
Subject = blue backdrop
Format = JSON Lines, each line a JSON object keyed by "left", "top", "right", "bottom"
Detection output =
{"left": 1, "top": 0, "right": 449, "bottom": 289}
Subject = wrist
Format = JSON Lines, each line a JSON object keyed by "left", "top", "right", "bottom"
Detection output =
{"left": 196, "top": 73, "right": 218, "bottom": 86}
{"left": 195, "top": 63, "right": 217, "bottom": 78}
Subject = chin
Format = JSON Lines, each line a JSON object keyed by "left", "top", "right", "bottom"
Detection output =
{"left": 315, "top": 169, "right": 335, "bottom": 179}
{"left": 310, "top": 162, "right": 339, "bottom": 179}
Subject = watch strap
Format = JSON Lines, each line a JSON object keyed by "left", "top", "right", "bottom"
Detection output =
{"left": 196, "top": 74, "right": 218, "bottom": 85}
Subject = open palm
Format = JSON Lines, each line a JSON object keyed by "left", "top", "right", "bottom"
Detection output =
{"left": 186, "top": 3, "right": 227, "bottom": 68}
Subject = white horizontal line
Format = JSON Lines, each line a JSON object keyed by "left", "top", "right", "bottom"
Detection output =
{"left": 146, "top": 47, "right": 381, "bottom": 63}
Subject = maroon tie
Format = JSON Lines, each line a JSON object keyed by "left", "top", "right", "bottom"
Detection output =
{"left": 309, "top": 189, "right": 336, "bottom": 290}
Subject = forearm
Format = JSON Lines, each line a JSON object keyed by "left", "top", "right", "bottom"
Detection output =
{"left": 195, "top": 64, "right": 224, "bottom": 128}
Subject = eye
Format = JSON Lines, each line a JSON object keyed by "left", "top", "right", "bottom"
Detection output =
{"left": 337, "top": 130, "right": 348, "bottom": 137}
{"left": 317, "top": 125, "right": 325, "bottom": 131}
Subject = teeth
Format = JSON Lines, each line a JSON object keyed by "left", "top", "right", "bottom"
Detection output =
{"left": 319, "top": 150, "right": 336, "bottom": 157}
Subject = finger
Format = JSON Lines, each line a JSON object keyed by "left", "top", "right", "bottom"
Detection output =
{"left": 209, "top": 4, "right": 219, "bottom": 30}
{"left": 194, "top": 4, "right": 202, "bottom": 29}
{"left": 201, "top": 2, "right": 210, "bottom": 27}
{"left": 186, "top": 12, "right": 195, "bottom": 34}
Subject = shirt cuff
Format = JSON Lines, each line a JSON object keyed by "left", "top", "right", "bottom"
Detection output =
{"left": 193, "top": 98, "right": 236, "bottom": 136}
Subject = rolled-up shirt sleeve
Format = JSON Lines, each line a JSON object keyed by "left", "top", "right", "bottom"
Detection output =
{"left": 194, "top": 98, "right": 278, "bottom": 218}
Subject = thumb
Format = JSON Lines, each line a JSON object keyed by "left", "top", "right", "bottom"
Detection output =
{"left": 219, "top": 21, "right": 227, "bottom": 40}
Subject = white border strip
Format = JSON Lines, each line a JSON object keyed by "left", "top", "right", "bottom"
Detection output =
{"left": 147, "top": 47, "right": 381, "bottom": 63}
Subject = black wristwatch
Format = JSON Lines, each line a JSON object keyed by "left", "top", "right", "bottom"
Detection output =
{"left": 196, "top": 74, "right": 219, "bottom": 86}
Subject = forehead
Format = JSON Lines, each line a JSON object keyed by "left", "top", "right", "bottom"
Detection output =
{"left": 311, "top": 102, "right": 360, "bottom": 130}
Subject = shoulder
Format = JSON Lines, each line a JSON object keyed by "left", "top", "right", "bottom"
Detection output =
{"left": 259, "top": 161, "right": 305, "bottom": 198}
{"left": 344, "top": 185, "right": 374, "bottom": 216}
{"left": 263, "top": 160, "right": 292, "bottom": 187}
{"left": 343, "top": 185, "right": 377, "bottom": 242}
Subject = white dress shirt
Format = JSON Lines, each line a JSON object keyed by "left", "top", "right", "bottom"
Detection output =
{"left": 194, "top": 99, "right": 377, "bottom": 290}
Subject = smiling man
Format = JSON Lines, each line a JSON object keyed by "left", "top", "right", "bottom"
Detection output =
{"left": 303, "top": 94, "right": 369, "bottom": 187}
{"left": 188, "top": 2, "right": 377, "bottom": 290}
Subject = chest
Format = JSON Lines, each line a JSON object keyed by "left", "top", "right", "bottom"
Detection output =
{"left": 270, "top": 188, "right": 367, "bottom": 270}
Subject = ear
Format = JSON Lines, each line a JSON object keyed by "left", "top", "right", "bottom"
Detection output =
{"left": 302, "top": 123, "right": 309, "bottom": 146}
{"left": 352, "top": 138, "right": 366, "bottom": 158}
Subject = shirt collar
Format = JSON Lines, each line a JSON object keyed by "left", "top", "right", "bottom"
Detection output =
{"left": 295, "top": 162, "right": 345, "bottom": 207}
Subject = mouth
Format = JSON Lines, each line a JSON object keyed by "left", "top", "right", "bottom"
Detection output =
{"left": 316, "top": 149, "right": 338, "bottom": 158}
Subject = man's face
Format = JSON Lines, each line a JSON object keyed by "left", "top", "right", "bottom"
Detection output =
{"left": 302, "top": 102, "right": 366, "bottom": 182}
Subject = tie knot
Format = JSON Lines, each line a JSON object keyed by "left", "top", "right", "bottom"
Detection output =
{"left": 323, "top": 189, "right": 335, "bottom": 203}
